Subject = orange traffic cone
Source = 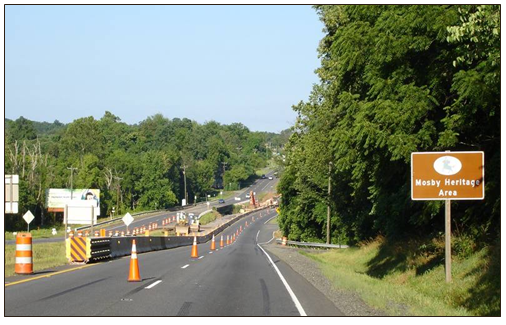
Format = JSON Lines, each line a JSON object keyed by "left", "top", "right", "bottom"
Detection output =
{"left": 191, "top": 236, "right": 199, "bottom": 258}
{"left": 233, "top": 234, "right": 236, "bottom": 243}
{"left": 128, "top": 240, "right": 141, "bottom": 282}
{"left": 226, "top": 235, "right": 230, "bottom": 245}
{"left": 210, "top": 234, "right": 216, "bottom": 250}
{"left": 220, "top": 235, "right": 224, "bottom": 248}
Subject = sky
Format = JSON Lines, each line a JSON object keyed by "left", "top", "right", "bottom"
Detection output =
{"left": 5, "top": 5, "right": 324, "bottom": 133}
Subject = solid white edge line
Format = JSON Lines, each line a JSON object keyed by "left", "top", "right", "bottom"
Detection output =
{"left": 256, "top": 243, "right": 307, "bottom": 316}
{"left": 264, "top": 214, "right": 277, "bottom": 225}
{"left": 145, "top": 280, "right": 162, "bottom": 289}
{"left": 181, "top": 264, "right": 189, "bottom": 269}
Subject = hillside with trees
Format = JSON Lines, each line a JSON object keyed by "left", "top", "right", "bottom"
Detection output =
{"left": 278, "top": 5, "right": 500, "bottom": 245}
{"left": 5, "top": 113, "right": 283, "bottom": 230}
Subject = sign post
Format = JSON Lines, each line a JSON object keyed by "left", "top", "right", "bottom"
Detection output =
{"left": 23, "top": 211, "right": 35, "bottom": 232}
{"left": 122, "top": 213, "right": 134, "bottom": 234}
{"left": 411, "top": 151, "right": 484, "bottom": 283}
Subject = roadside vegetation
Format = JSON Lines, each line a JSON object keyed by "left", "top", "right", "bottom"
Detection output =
{"left": 5, "top": 242, "right": 67, "bottom": 277}
{"left": 302, "top": 236, "right": 500, "bottom": 316}
{"left": 277, "top": 5, "right": 500, "bottom": 315}
{"left": 5, "top": 114, "right": 288, "bottom": 232}
{"left": 198, "top": 210, "right": 221, "bottom": 226}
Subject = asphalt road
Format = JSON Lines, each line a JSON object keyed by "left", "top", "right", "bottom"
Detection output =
{"left": 5, "top": 171, "right": 279, "bottom": 245}
{"left": 5, "top": 209, "right": 342, "bottom": 316}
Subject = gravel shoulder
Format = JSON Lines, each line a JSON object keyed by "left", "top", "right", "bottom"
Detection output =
{"left": 264, "top": 242, "right": 386, "bottom": 316}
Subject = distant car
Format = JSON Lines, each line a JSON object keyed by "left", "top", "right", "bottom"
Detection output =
{"left": 218, "top": 199, "right": 225, "bottom": 204}
{"left": 246, "top": 193, "right": 251, "bottom": 199}
{"left": 234, "top": 197, "right": 241, "bottom": 201}
{"left": 261, "top": 175, "right": 266, "bottom": 179}
{"left": 268, "top": 176, "right": 273, "bottom": 180}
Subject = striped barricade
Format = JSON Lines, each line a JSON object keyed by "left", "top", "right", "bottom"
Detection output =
{"left": 69, "top": 237, "right": 88, "bottom": 263}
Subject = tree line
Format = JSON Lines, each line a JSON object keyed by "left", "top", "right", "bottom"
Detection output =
{"left": 278, "top": 5, "right": 500, "bottom": 245}
{"left": 5, "top": 113, "right": 280, "bottom": 230}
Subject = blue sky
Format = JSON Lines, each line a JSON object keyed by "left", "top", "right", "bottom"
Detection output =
{"left": 5, "top": 5, "right": 324, "bottom": 133}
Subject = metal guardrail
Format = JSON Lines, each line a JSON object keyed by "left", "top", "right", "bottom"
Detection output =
{"left": 276, "top": 239, "right": 348, "bottom": 249}
{"left": 75, "top": 197, "right": 247, "bottom": 232}
{"left": 75, "top": 210, "right": 160, "bottom": 231}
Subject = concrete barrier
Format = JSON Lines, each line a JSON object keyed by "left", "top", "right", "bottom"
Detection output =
{"left": 87, "top": 206, "right": 270, "bottom": 262}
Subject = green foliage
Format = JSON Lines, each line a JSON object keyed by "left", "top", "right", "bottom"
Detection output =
{"left": 4, "top": 112, "right": 285, "bottom": 231}
{"left": 279, "top": 5, "right": 500, "bottom": 245}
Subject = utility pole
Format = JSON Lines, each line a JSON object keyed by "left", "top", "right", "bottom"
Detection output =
{"left": 221, "top": 162, "right": 228, "bottom": 189}
{"left": 182, "top": 164, "right": 188, "bottom": 205}
{"left": 67, "top": 167, "right": 78, "bottom": 199}
{"left": 327, "top": 162, "right": 332, "bottom": 245}
{"left": 114, "top": 176, "right": 123, "bottom": 215}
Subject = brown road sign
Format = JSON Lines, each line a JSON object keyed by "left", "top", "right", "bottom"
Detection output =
{"left": 411, "top": 151, "right": 484, "bottom": 200}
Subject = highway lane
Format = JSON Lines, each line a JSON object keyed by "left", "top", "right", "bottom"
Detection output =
{"left": 5, "top": 171, "right": 279, "bottom": 245}
{"left": 5, "top": 208, "right": 342, "bottom": 316}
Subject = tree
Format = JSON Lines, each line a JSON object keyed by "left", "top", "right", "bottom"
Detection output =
{"left": 278, "top": 5, "right": 500, "bottom": 244}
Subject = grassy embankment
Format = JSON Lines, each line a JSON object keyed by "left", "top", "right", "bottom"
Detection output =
{"left": 5, "top": 242, "right": 67, "bottom": 277}
{"left": 301, "top": 236, "right": 500, "bottom": 316}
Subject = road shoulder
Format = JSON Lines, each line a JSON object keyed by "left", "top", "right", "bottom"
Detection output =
{"left": 263, "top": 242, "right": 386, "bottom": 316}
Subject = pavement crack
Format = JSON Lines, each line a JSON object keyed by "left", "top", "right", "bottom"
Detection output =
{"left": 38, "top": 277, "right": 109, "bottom": 302}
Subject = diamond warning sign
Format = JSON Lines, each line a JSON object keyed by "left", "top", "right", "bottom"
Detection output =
{"left": 411, "top": 151, "right": 484, "bottom": 200}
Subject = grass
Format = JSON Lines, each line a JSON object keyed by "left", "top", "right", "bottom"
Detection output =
{"left": 206, "top": 190, "right": 237, "bottom": 202}
{"left": 301, "top": 236, "right": 500, "bottom": 316}
{"left": 5, "top": 226, "right": 67, "bottom": 241}
{"left": 268, "top": 216, "right": 279, "bottom": 225}
{"left": 199, "top": 210, "right": 221, "bottom": 225}
{"left": 5, "top": 241, "right": 68, "bottom": 277}
{"left": 255, "top": 160, "right": 276, "bottom": 177}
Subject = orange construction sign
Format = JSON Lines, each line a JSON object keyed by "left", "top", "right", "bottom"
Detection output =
{"left": 411, "top": 151, "right": 484, "bottom": 200}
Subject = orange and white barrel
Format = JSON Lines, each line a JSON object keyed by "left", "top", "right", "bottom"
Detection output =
{"left": 282, "top": 237, "right": 287, "bottom": 246}
{"left": 15, "top": 233, "right": 33, "bottom": 274}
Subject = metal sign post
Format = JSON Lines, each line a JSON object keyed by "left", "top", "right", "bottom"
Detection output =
{"left": 445, "top": 199, "right": 451, "bottom": 282}
{"left": 122, "top": 213, "right": 134, "bottom": 234}
{"left": 23, "top": 211, "right": 35, "bottom": 232}
{"left": 91, "top": 206, "right": 95, "bottom": 236}
{"left": 411, "top": 151, "right": 484, "bottom": 283}
{"left": 64, "top": 204, "right": 69, "bottom": 240}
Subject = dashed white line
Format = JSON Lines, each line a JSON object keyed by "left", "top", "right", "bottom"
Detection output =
{"left": 198, "top": 256, "right": 204, "bottom": 260}
{"left": 181, "top": 264, "right": 189, "bottom": 269}
{"left": 145, "top": 280, "right": 162, "bottom": 289}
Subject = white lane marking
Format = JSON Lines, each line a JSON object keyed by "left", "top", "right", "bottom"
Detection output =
{"left": 264, "top": 215, "right": 277, "bottom": 225}
{"left": 256, "top": 244, "right": 307, "bottom": 316}
{"left": 198, "top": 256, "right": 204, "bottom": 260}
{"left": 145, "top": 280, "right": 162, "bottom": 289}
{"left": 257, "top": 231, "right": 276, "bottom": 245}
{"left": 209, "top": 251, "right": 213, "bottom": 254}
{"left": 256, "top": 230, "right": 260, "bottom": 243}
{"left": 181, "top": 264, "right": 189, "bottom": 269}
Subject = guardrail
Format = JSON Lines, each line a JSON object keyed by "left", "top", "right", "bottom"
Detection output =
{"left": 275, "top": 239, "right": 348, "bottom": 249}
{"left": 72, "top": 206, "right": 271, "bottom": 263}
{"left": 74, "top": 207, "right": 186, "bottom": 232}
{"left": 75, "top": 198, "right": 251, "bottom": 232}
